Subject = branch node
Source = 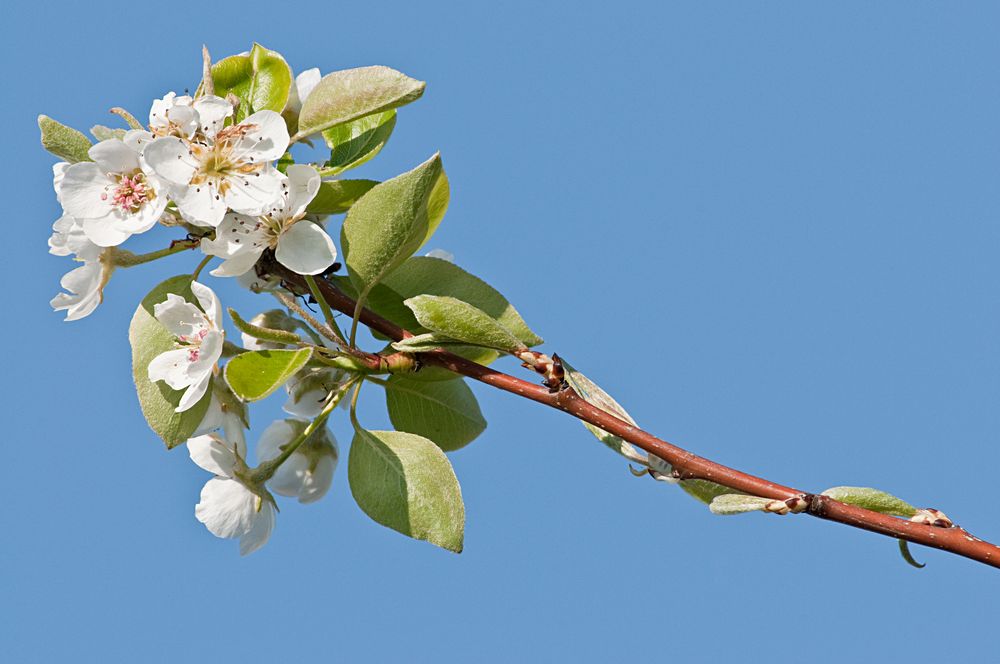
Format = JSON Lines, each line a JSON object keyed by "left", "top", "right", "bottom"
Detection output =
{"left": 910, "top": 508, "right": 954, "bottom": 529}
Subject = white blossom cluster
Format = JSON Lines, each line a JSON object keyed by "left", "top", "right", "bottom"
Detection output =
{"left": 46, "top": 81, "right": 346, "bottom": 554}
{"left": 49, "top": 86, "right": 337, "bottom": 322}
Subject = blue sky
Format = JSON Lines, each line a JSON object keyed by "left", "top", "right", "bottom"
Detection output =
{"left": 4, "top": 1, "right": 1000, "bottom": 661}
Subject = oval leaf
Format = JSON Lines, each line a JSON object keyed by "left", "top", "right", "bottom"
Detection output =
{"left": 129, "top": 275, "right": 212, "bottom": 448}
{"left": 820, "top": 486, "right": 917, "bottom": 517}
{"left": 680, "top": 479, "right": 743, "bottom": 505}
{"left": 224, "top": 348, "right": 312, "bottom": 402}
{"left": 321, "top": 110, "right": 397, "bottom": 176}
{"left": 560, "top": 357, "right": 645, "bottom": 464}
{"left": 709, "top": 494, "right": 773, "bottom": 515}
{"left": 385, "top": 377, "right": 487, "bottom": 452}
{"left": 349, "top": 428, "right": 465, "bottom": 552}
{"left": 38, "top": 115, "right": 92, "bottom": 163}
{"left": 297, "top": 66, "right": 425, "bottom": 138}
{"left": 307, "top": 179, "right": 378, "bottom": 215}
{"left": 404, "top": 295, "right": 525, "bottom": 353}
{"left": 207, "top": 43, "right": 292, "bottom": 122}
{"left": 341, "top": 154, "right": 448, "bottom": 299}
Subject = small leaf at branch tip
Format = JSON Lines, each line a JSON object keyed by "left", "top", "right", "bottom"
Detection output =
{"left": 709, "top": 494, "right": 773, "bottom": 515}
{"left": 228, "top": 307, "right": 303, "bottom": 346}
{"left": 898, "top": 539, "right": 926, "bottom": 569}
{"left": 38, "top": 115, "right": 93, "bottom": 163}
{"left": 404, "top": 295, "right": 525, "bottom": 353}
{"left": 821, "top": 486, "right": 918, "bottom": 518}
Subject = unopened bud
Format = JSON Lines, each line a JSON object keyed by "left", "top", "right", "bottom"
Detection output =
{"left": 910, "top": 508, "right": 953, "bottom": 528}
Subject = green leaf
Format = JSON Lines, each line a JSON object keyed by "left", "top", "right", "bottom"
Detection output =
{"left": 228, "top": 307, "right": 302, "bottom": 346}
{"left": 321, "top": 110, "right": 396, "bottom": 176}
{"left": 38, "top": 115, "right": 92, "bottom": 163}
{"left": 297, "top": 66, "right": 425, "bottom": 139}
{"left": 680, "top": 479, "right": 743, "bottom": 505}
{"left": 207, "top": 43, "right": 292, "bottom": 122}
{"left": 90, "top": 125, "right": 126, "bottom": 141}
{"left": 129, "top": 275, "right": 212, "bottom": 448}
{"left": 404, "top": 295, "right": 525, "bottom": 353}
{"left": 898, "top": 540, "right": 926, "bottom": 569}
{"left": 349, "top": 428, "right": 464, "bottom": 552}
{"left": 382, "top": 257, "right": 542, "bottom": 347}
{"left": 820, "top": 486, "right": 917, "bottom": 517}
{"left": 307, "top": 179, "right": 378, "bottom": 215}
{"left": 560, "top": 357, "right": 645, "bottom": 463}
{"left": 341, "top": 153, "right": 448, "bottom": 300}
{"left": 709, "top": 494, "right": 773, "bottom": 515}
{"left": 384, "top": 377, "right": 486, "bottom": 452}
{"left": 390, "top": 333, "right": 472, "bottom": 353}
{"left": 224, "top": 348, "right": 312, "bottom": 402}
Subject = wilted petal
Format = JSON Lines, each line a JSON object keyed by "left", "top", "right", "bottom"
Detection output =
{"left": 275, "top": 221, "right": 336, "bottom": 275}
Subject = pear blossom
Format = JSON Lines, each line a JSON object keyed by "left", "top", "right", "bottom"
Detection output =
{"left": 50, "top": 257, "right": 111, "bottom": 322}
{"left": 148, "top": 92, "right": 197, "bottom": 138}
{"left": 147, "top": 281, "right": 224, "bottom": 412}
{"left": 200, "top": 164, "right": 336, "bottom": 276}
{"left": 283, "top": 367, "right": 348, "bottom": 419}
{"left": 192, "top": 384, "right": 247, "bottom": 451}
{"left": 56, "top": 139, "right": 167, "bottom": 247}
{"left": 189, "top": 432, "right": 275, "bottom": 555}
{"left": 284, "top": 68, "right": 321, "bottom": 115}
{"left": 256, "top": 419, "right": 338, "bottom": 504}
{"left": 143, "top": 97, "right": 288, "bottom": 227}
{"left": 48, "top": 214, "right": 101, "bottom": 262}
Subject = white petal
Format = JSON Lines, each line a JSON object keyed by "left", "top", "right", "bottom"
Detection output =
{"left": 269, "top": 453, "right": 310, "bottom": 498}
{"left": 53, "top": 162, "right": 69, "bottom": 194}
{"left": 275, "top": 221, "right": 337, "bottom": 275}
{"left": 59, "top": 163, "right": 115, "bottom": 220}
{"left": 232, "top": 110, "right": 289, "bottom": 162}
{"left": 81, "top": 217, "right": 132, "bottom": 247}
{"left": 282, "top": 386, "right": 328, "bottom": 419}
{"left": 187, "top": 433, "right": 237, "bottom": 477}
{"left": 191, "top": 281, "right": 223, "bottom": 329}
{"left": 89, "top": 139, "right": 139, "bottom": 173}
{"left": 284, "top": 163, "right": 321, "bottom": 218}
{"left": 147, "top": 348, "right": 193, "bottom": 390}
{"left": 299, "top": 455, "right": 336, "bottom": 504}
{"left": 176, "top": 181, "right": 228, "bottom": 227}
{"left": 296, "top": 68, "right": 322, "bottom": 105}
{"left": 49, "top": 215, "right": 100, "bottom": 260}
{"left": 143, "top": 136, "right": 198, "bottom": 186}
{"left": 177, "top": 370, "right": 212, "bottom": 412}
{"left": 153, "top": 293, "right": 207, "bottom": 339}
{"left": 50, "top": 262, "right": 103, "bottom": 321}
{"left": 109, "top": 191, "right": 167, "bottom": 235}
{"left": 124, "top": 129, "right": 154, "bottom": 154}
{"left": 200, "top": 213, "right": 268, "bottom": 260}
{"left": 239, "top": 500, "right": 275, "bottom": 555}
{"left": 193, "top": 95, "right": 234, "bottom": 139}
{"left": 255, "top": 420, "right": 298, "bottom": 463}
{"left": 222, "top": 166, "right": 283, "bottom": 216}
{"left": 195, "top": 478, "right": 258, "bottom": 539}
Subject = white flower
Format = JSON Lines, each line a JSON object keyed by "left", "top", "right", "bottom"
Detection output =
{"left": 285, "top": 68, "right": 321, "bottom": 115}
{"left": 188, "top": 433, "right": 275, "bottom": 556}
{"left": 144, "top": 97, "right": 289, "bottom": 227}
{"left": 200, "top": 163, "right": 336, "bottom": 276}
{"left": 283, "top": 367, "right": 348, "bottom": 419}
{"left": 148, "top": 91, "right": 197, "bottom": 138}
{"left": 240, "top": 309, "right": 299, "bottom": 351}
{"left": 256, "top": 419, "right": 338, "bottom": 504}
{"left": 56, "top": 139, "right": 168, "bottom": 247}
{"left": 50, "top": 257, "right": 111, "bottom": 322}
{"left": 147, "top": 281, "right": 224, "bottom": 412}
{"left": 192, "top": 384, "right": 247, "bottom": 452}
{"left": 48, "top": 214, "right": 101, "bottom": 262}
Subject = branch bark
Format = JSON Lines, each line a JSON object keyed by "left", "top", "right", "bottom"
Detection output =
{"left": 273, "top": 263, "right": 1000, "bottom": 570}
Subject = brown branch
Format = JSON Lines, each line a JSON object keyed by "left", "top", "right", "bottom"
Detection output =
{"left": 273, "top": 263, "right": 1000, "bottom": 570}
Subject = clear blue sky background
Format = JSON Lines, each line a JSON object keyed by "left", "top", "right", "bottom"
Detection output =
{"left": 4, "top": 1, "right": 999, "bottom": 661}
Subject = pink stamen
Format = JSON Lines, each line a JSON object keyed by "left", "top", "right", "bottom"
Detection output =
{"left": 111, "top": 173, "right": 152, "bottom": 213}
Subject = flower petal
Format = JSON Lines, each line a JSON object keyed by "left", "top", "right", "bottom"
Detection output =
{"left": 143, "top": 136, "right": 198, "bottom": 186}
{"left": 89, "top": 139, "right": 140, "bottom": 173}
{"left": 50, "top": 262, "right": 103, "bottom": 321}
{"left": 187, "top": 433, "right": 238, "bottom": 477}
{"left": 177, "top": 370, "right": 212, "bottom": 412}
{"left": 239, "top": 500, "right": 275, "bottom": 556}
{"left": 195, "top": 478, "right": 258, "bottom": 539}
{"left": 191, "top": 281, "right": 223, "bottom": 330}
{"left": 275, "top": 221, "right": 337, "bottom": 275}
{"left": 255, "top": 420, "right": 298, "bottom": 463}
{"left": 222, "top": 166, "right": 283, "bottom": 216}
{"left": 81, "top": 217, "right": 132, "bottom": 247}
{"left": 231, "top": 110, "right": 290, "bottom": 162}
{"left": 153, "top": 293, "right": 207, "bottom": 339}
{"left": 193, "top": 95, "right": 233, "bottom": 140}
{"left": 147, "top": 348, "right": 192, "bottom": 390}
{"left": 176, "top": 181, "right": 228, "bottom": 227}
{"left": 59, "top": 163, "right": 114, "bottom": 221}
{"left": 299, "top": 455, "right": 336, "bottom": 504}
{"left": 284, "top": 163, "right": 321, "bottom": 218}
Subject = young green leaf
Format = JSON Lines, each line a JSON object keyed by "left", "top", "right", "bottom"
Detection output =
{"left": 680, "top": 479, "right": 743, "bottom": 505}
{"left": 129, "top": 275, "right": 212, "bottom": 448}
{"left": 709, "top": 494, "right": 773, "bottom": 515}
{"left": 38, "top": 115, "right": 92, "bottom": 163}
{"left": 382, "top": 257, "right": 542, "bottom": 347}
{"left": 341, "top": 154, "right": 448, "bottom": 300}
{"left": 206, "top": 43, "right": 292, "bottom": 122}
{"left": 224, "top": 348, "right": 313, "bottom": 402}
{"left": 297, "top": 66, "right": 425, "bottom": 139}
{"left": 560, "top": 357, "right": 645, "bottom": 464}
{"left": 820, "top": 486, "right": 918, "bottom": 517}
{"left": 321, "top": 110, "right": 397, "bottom": 176}
{"left": 228, "top": 307, "right": 303, "bottom": 346}
{"left": 898, "top": 540, "right": 926, "bottom": 569}
{"left": 306, "top": 179, "right": 378, "bottom": 215}
{"left": 90, "top": 125, "right": 126, "bottom": 141}
{"left": 404, "top": 295, "right": 525, "bottom": 353}
{"left": 384, "top": 376, "right": 487, "bottom": 452}
{"left": 349, "top": 428, "right": 465, "bottom": 552}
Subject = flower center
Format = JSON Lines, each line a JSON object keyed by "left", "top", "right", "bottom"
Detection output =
{"left": 108, "top": 171, "right": 154, "bottom": 213}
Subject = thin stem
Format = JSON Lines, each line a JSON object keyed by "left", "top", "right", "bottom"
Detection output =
{"left": 270, "top": 262, "right": 1000, "bottom": 570}
{"left": 108, "top": 239, "right": 198, "bottom": 268}
{"left": 349, "top": 299, "right": 364, "bottom": 348}
{"left": 349, "top": 379, "right": 364, "bottom": 431}
{"left": 272, "top": 291, "right": 344, "bottom": 348}
{"left": 304, "top": 275, "right": 347, "bottom": 343}
{"left": 191, "top": 254, "right": 213, "bottom": 280}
